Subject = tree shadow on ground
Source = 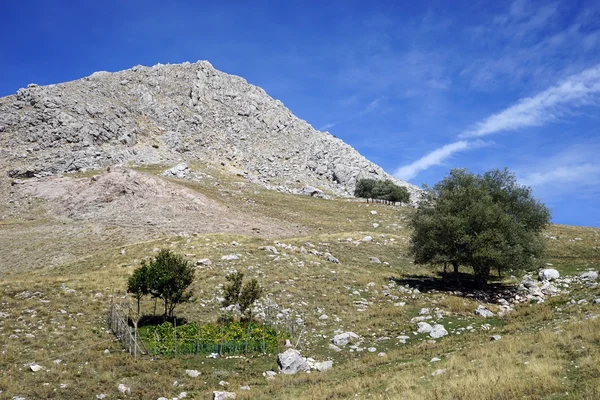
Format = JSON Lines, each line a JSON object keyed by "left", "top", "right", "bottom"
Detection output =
{"left": 129, "top": 314, "right": 188, "bottom": 328}
{"left": 391, "top": 271, "right": 517, "bottom": 300}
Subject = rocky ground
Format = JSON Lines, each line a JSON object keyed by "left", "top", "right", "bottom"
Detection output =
{"left": 0, "top": 167, "right": 599, "bottom": 399}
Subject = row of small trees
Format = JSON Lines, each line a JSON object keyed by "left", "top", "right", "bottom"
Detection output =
{"left": 409, "top": 168, "right": 551, "bottom": 288}
{"left": 354, "top": 179, "right": 410, "bottom": 203}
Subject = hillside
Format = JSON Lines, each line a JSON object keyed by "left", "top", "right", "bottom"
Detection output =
{"left": 0, "top": 61, "right": 419, "bottom": 198}
{"left": 0, "top": 166, "right": 599, "bottom": 400}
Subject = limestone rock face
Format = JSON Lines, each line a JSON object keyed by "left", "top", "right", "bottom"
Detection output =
{"left": 0, "top": 61, "right": 419, "bottom": 198}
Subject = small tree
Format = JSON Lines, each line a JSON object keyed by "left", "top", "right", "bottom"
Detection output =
{"left": 409, "top": 168, "right": 551, "bottom": 288}
{"left": 239, "top": 278, "right": 263, "bottom": 321}
{"left": 127, "top": 263, "right": 150, "bottom": 316}
{"left": 145, "top": 249, "right": 195, "bottom": 319}
{"left": 222, "top": 271, "right": 263, "bottom": 322}
{"left": 223, "top": 271, "right": 244, "bottom": 308}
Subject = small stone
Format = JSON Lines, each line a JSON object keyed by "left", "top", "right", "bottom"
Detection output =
{"left": 213, "top": 391, "right": 236, "bottom": 400}
{"left": 475, "top": 305, "right": 495, "bottom": 318}
{"left": 196, "top": 258, "right": 212, "bottom": 266}
{"left": 580, "top": 271, "right": 598, "bottom": 281}
{"left": 30, "top": 363, "right": 43, "bottom": 372}
{"left": 378, "top": 352, "right": 386, "bottom": 357}
{"left": 329, "top": 344, "right": 342, "bottom": 352}
{"left": 431, "top": 357, "right": 441, "bottom": 363}
{"left": 416, "top": 322, "right": 433, "bottom": 334}
{"left": 538, "top": 269, "right": 560, "bottom": 281}
{"left": 432, "top": 369, "right": 446, "bottom": 376}
{"left": 314, "top": 360, "right": 333, "bottom": 371}
{"left": 117, "top": 383, "right": 131, "bottom": 394}
{"left": 263, "top": 370, "right": 277, "bottom": 379}
{"left": 240, "top": 385, "right": 250, "bottom": 391}
{"left": 368, "top": 257, "right": 381, "bottom": 263}
{"left": 429, "top": 324, "right": 448, "bottom": 339}
{"left": 491, "top": 335, "right": 502, "bottom": 341}
{"left": 362, "top": 236, "right": 373, "bottom": 242}
{"left": 96, "top": 395, "right": 107, "bottom": 400}
{"left": 319, "top": 314, "right": 329, "bottom": 320}
{"left": 367, "top": 347, "right": 376, "bottom": 353}
{"left": 186, "top": 369, "right": 201, "bottom": 378}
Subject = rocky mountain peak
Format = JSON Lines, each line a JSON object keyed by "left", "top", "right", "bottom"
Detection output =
{"left": 0, "top": 60, "right": 418, "bottom": 197}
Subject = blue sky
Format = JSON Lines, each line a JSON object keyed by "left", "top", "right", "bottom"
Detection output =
{"left": 1, "top": 0, "right": 599, "bottom": 227}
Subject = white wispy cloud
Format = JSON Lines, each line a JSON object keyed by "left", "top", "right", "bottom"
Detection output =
{"left": 460, "top": 64, "right": 600, "bottom": 138}
{"left": 520, "top": 163, "right": 600, "bottom": 187}
{"left": 320, "top": 122, "right": 338, "bottom": 131}
{"left": 394, "top": 140, "right": 487, "bottom": 180}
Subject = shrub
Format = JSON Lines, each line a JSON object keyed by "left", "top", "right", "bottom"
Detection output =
{"left": 222, "top": 271, "right": 263, "bottom": 322}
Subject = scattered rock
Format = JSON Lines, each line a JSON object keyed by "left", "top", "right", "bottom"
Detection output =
{"left": 432, "top": 369, "right": 446, "bottom": 376}
{"left": 327, "top": 254, "right": 340, "bottom": 264}
{"left": 314, "top": 360, "right": 333, "bottom": 371}
{"left": 262, "top": 246, "right": 279, "bottom": 254}
{"left": 490, "top": 335, "right": 502, "bottom": 341}
{"left": 329, "top": 344, "right": 342, "bottom": 352}
{"left": 362, "top": 236, "right": 373, "bottom": 242}
{"left": 196, "top": 258, "right": 212, "bottom": 266}
{"left": 263, "top": 371, "right": 277, "bottom": 380}
{"left": 240, "top": 385, "right": 250, "bottom": 391}
{"left": 431, "top": 357, "right": 441, "bottom": 363}
{"left": 429, "top": 324, "right": 448, "bottom": 339}
{"left": 117, "top": 383, "right": 131, "bottom": 395}
{"left": 369, "top": 257, "right": 381, "bottom": 263}
{"left": 213, "top": 391, "right": 236, "bottom": 400}
{"left": 30, "top": 363, "right": 43, "bottom": 372}
{"left": 185, "top": 369, "right": 200, "bottom": 378}
{"left": 416, "top": 322, "right": 433, "bottom": 334}
{"left": 539, "top": 269, "right": 560, "bottom": 281}
{"left": 277, "top": 349, "right": 309, "bottom": 375}
{"left": 162, "top": 163, "right": 190, "bottom": 179}
{"left": 302, "top": 186, "right": 325, "bottom": 198}
{"left": 222, "top": 254, "right": 240, "bottom": 261}
{"left": 332, "top": 332, "right": 359, "bottom": 346}
{"left": 475, "top": 305, "right": 495, "bottom": 318}
{"left": 580, "top": 271, "right": 598, "bottom": 281}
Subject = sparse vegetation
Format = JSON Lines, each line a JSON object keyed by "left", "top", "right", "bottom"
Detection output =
{"left": 0, "top": 165, "right": 598, "bottom": 400}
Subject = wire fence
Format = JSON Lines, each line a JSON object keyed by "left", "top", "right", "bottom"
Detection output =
{"left": 107, "top": 303, "right": 147, "bottom": 358}
{"left": 107, "top": 301, "right": 304, "bottom": 358}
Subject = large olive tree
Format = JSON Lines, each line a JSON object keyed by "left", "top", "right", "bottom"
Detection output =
{"left": 409, "top": 168, "right": 551, "bottom": 288}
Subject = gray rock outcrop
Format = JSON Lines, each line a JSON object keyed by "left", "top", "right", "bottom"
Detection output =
{"left": 0, "top": 61, "right": 419, "bottom": 198}
{"left": 277, "top": 348, "right": 309, "bottom": 375}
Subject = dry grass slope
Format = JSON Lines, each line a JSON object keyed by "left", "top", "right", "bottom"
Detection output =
{"left": 0, "top": 165, "right": 599, "bottom": 399}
